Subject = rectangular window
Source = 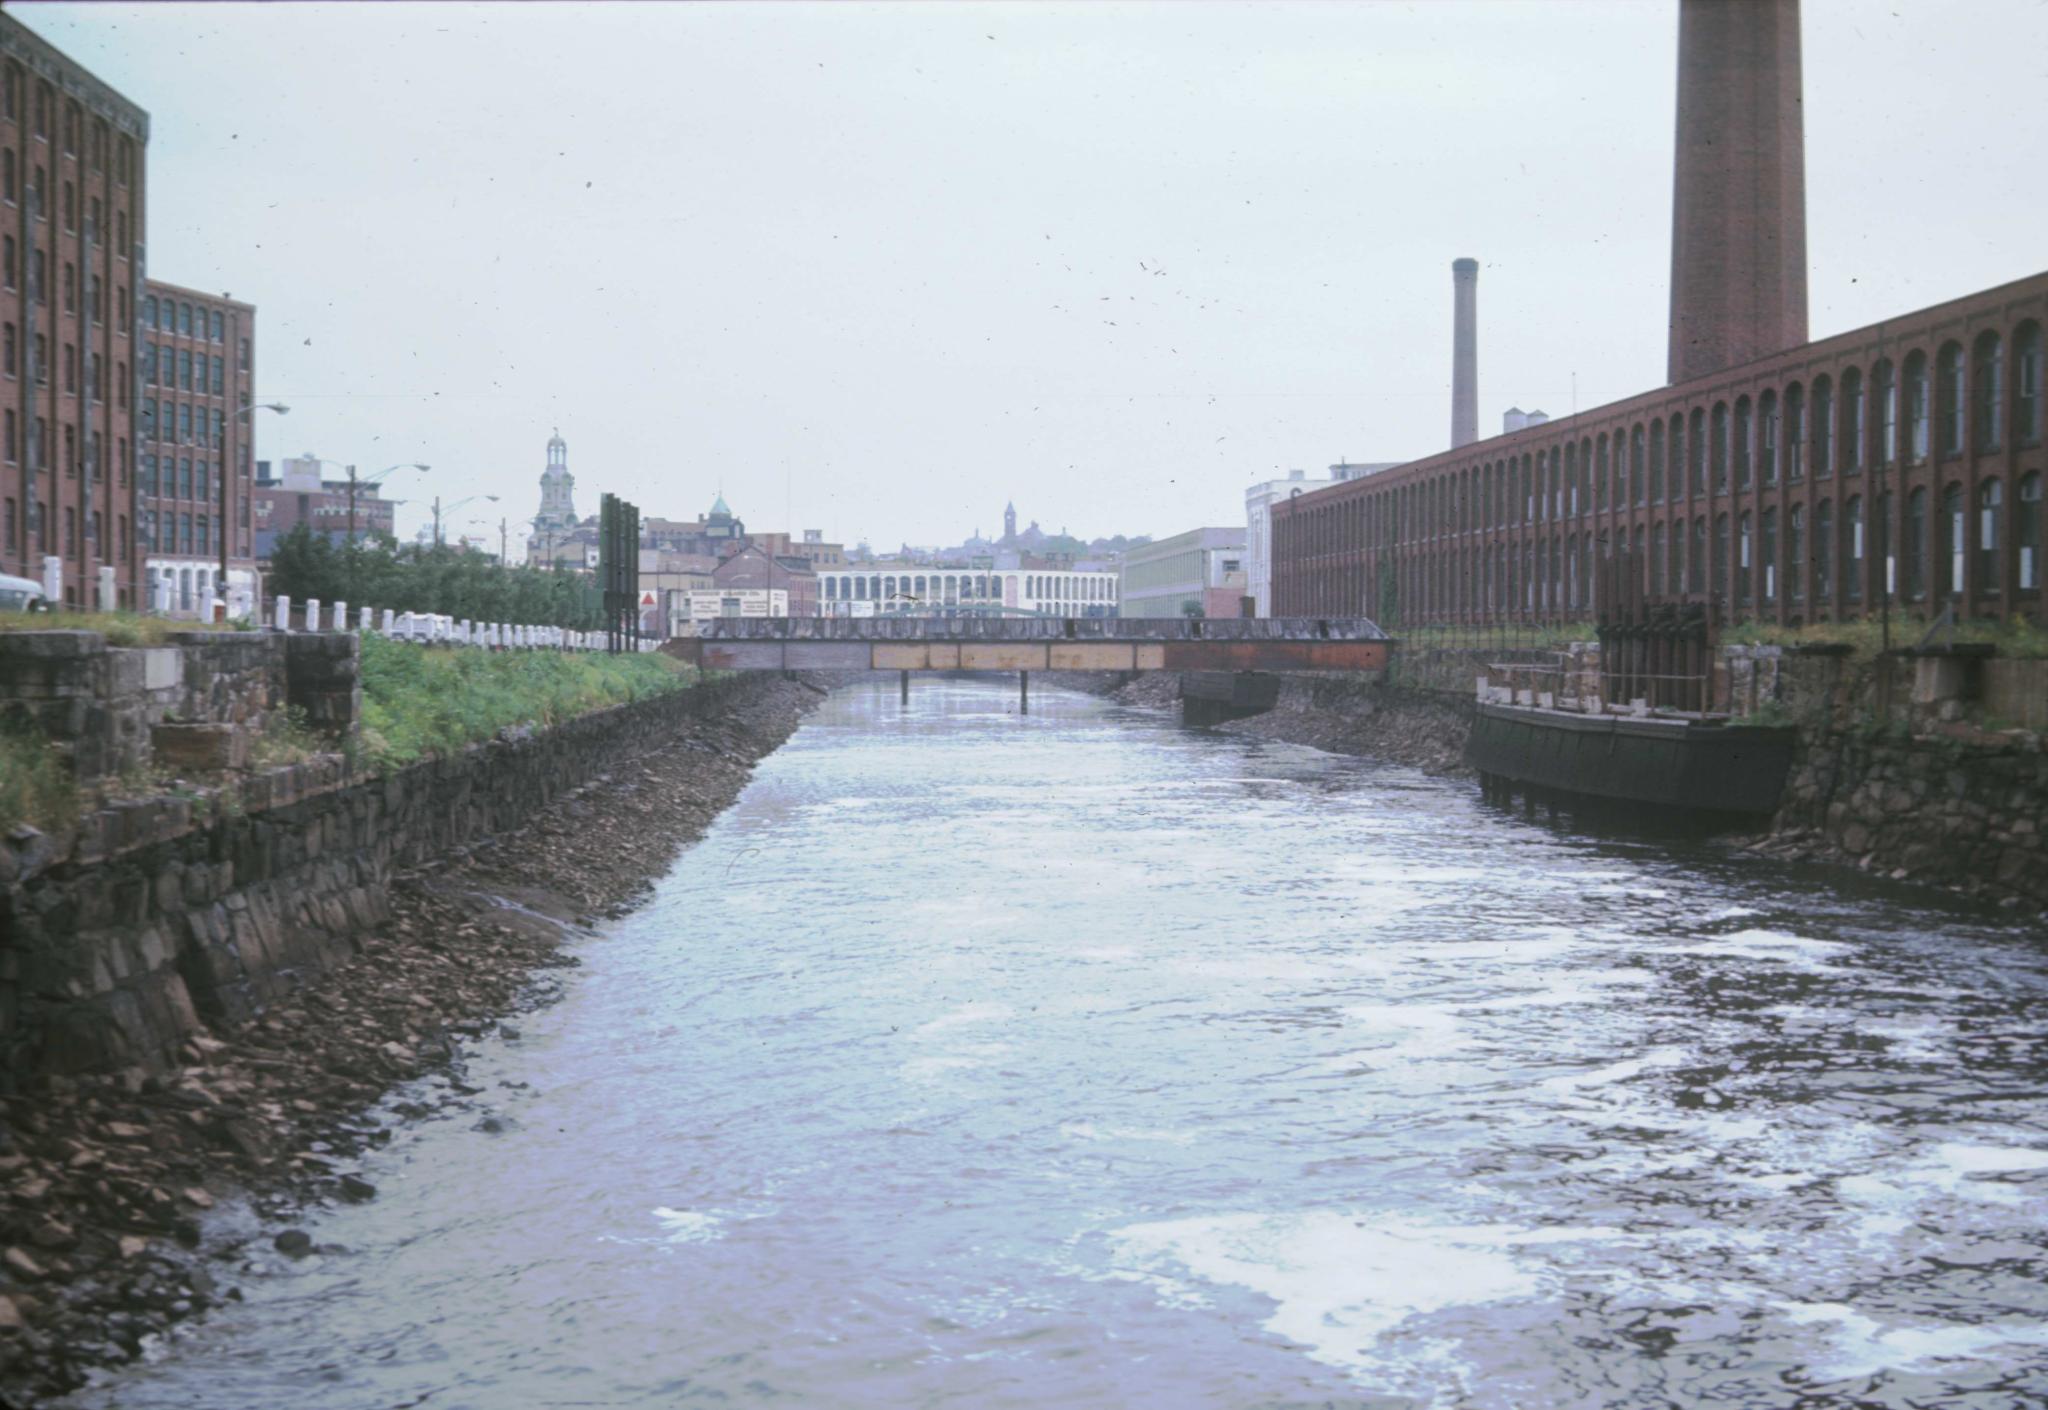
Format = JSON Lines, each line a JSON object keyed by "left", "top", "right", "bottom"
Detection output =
{"left": 211, "top": 355, "right": 223, "bottom": 394}
{"left": 211, "top": 310, "right": 223, "bottom": 342}
{"left": 2, "top": 322, "right": 12, "bottom": 377}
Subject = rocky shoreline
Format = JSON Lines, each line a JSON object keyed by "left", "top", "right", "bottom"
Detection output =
{"left": 0, "top": 673, "right": 833, "bottom": 1406}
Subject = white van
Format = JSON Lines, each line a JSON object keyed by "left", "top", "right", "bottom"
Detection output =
{"left": 0, "top": 573, "right": 48, "bottom": 613}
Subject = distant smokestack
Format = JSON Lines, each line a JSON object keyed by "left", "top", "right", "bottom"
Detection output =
{"left": 1451, "top": 258, "right": 1479, "bottom": 448}
{"left": 1668, "top": 0, "right": 1807, "bottom": 384}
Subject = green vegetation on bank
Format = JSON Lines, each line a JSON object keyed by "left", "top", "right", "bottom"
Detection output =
{"left": 1721, "top": 615, "right": 2048, "bottom": 659}
{"left": 0, "top": 611, "right": 246, "bottom": 646}
{"left": 0, "top": 715, "right": 79, "bottom": 838}
{"left": 270, "top": 525, "right": 604, "bottom": 630}
{"left": 357, "top": 632, "right": 694, "bottom": 767}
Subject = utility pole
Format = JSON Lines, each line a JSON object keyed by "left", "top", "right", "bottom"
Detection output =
{"left": 432, "top": 494, "right": 442, "bottom": 549}
{"left": 499, "top": 516, "right": 508, "bottom": 565}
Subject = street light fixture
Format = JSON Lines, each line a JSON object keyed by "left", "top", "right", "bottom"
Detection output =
{"left": 211, "top": 400, "right": 289, "bottom": 618}
{"left": 433, "top": 494, "right": 499, "bottom": 549}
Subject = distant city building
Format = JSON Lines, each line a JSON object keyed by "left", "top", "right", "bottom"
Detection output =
{"left": 139, "top": 281, "right": 256, "bottom": 616}
{"left": 0, "top": 14, "right": 149, "bottom": 609}
{"left": 1120, "top": 527, "right": 1247, "bottom": 618}
{"left": 815, "top": 564, "right": 1116, "bottom": 617}
{"left": 678, "top": 543, "right": 817, "bottom": 626}
{"left": 251, "top": 453, "right": 397, "bottom": 558}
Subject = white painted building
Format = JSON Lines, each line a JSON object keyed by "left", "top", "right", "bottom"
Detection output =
{"left": 815, "top": 567, "right": 1117, "bottom": 617}
{"left": 1246, "top": 470, "right": 1337, "bottom": 618}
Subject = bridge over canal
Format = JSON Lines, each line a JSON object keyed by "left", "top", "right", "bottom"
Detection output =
{"left": 664, "top": 618, "right": 1392, "bottom": 712}
{"left": 663, "top": 617, "right": 1391, "bottom": 674}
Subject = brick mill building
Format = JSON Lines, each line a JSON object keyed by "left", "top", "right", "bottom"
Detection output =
{"left": 0, "top": 14, "right": 147, "bottom": 609}
{"left": 139, "top": 280, "right": 256, "bottom": 613}
{"left": 1272, "top": 0, "right": 2044, "bottom": 629}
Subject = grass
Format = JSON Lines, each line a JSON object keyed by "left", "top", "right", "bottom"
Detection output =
{"left": 0, "top": 610, "right": 246, "bottom": 646}
{"left": 1391, "top": 621, "right": 1599, "bottom": 652}
{"left": 357, "top": 633, "right": 695, "bottom": 767}
{"left": 0, "top": 715, "right": 80, "bottom": 836}
{"left": 1721, "top": 614, "right": 2048, "bottom": 659}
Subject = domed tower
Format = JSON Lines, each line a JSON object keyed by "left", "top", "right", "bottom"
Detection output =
{"left": 526, "top": 430, "right": 580, "bottom": 566}
{"left": 535, "top": 429, "right": 577, "bottom": 532}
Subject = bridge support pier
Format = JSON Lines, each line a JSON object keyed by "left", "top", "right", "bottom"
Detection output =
{"left": 1019, "top": 670, "right": 1029, "bottom": 715}
{"left": 900, "top": 670, "right": 910, "bottom": 705}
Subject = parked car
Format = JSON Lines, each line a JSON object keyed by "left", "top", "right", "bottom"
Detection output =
{"left": 0, "top": 573, "right": 49, "bottom": 613}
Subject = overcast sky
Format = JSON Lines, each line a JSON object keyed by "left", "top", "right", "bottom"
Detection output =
{"left": 20, "top": 1, "right": 2048, "bottom": 551}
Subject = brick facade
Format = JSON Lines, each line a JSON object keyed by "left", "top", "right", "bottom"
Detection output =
{"left": 1272, "top": 271, "right": 2048, "bottom": 628}
{"left": 0, "top": 14, "right": 147, "bottom": 608}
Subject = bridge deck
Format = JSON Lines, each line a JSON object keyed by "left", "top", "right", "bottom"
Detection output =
{"left": 663, "top": 617, "right": 1392, "bottom": 673}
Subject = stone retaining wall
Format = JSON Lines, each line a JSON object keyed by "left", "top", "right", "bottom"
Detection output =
{"left": 0, "top": 630, "right": 356, "bottom": 783}
{"left": 0, "top": 674, "right": 762, "bottom": 1085}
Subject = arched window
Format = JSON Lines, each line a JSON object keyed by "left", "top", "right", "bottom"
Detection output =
{"left": 1784, "top": 383, "right": 1806, "bottom": 482}
{"left": 1845, "top": 496, "right": 1865, "bottom": 604}
{"left": 1734, "top": 396, "right": 1753, "bottom": 488}
{"left": 1973, "top": 331, "right": 2004, "bottom": 452}
{"left": 1737, "top": 510, "right": 1753, "bottom": 606}
{"left": 2021, "top": 473, "right": 2042, "bottom": 591}
{"left": 1596, "top": 435, "right": 1609, "bottom": 510}
{"left": 1904, "top": 352, "right": 1930, "bottom": 461}
{"left": 1903, "top": 487, "right": 1927, "bottom": 600}
{"left": 1841, "top": 367, "right": 1864, "bottom": 474}
{"left": 1564, "top": 444, "right": 1577, "bottom": 518}
{"left": 1943, "top": 482, "right": 1965, "bottom": 597}
{"left": 1815, "top": 500, "right": 1834, "bottom": 603}
{"left": 1683, "top": 411, "right": 1702, "bottom": 498}
{"left": 1811, "top": 375, "right": 1833, "bottom": 477}
{"left": 1713, "top": 513, "right": 1729, "bottom": 607}
{"left": 1761, "top": 508, "right": 1778, "bottom": 603}
{"left": 1671, "top": 414, "right": 1689, "bottom": 501}
{"left": 1977, "top": 478, "right": 2002, "bottom": 595}
{"left": 1938, "top": 343, "right": 1965, "bottom": 457}
{"left": 1579, "top": 438, "right": 1592, "bottom": 516}
{"left": 1788, "top": 504, "right": 1806, "bottom": 603}
{"left": 1630, "top": 426, "right": 1646, "bottom": 505}
{"left": 1689, "top": 516, "right": 1706, "bottom": 593}
{"left": 1872, "top": 360, "right": 1897, "bottom": 466}
{"left": 1711, "top": 403, "right": 1729, "bottom": 493}
{"left": 1649, "top": 519, "right": 1664, "bottom": 595}
{"left": 2017, "top": 323, "right": 2042, "bottom": 447}
{"left": 1759, "top": 391, "right": 1779, "bottom": 486}
{"left": 1649, "top": 420, "right": 1665, "bottom": 503}
{"left": 1667, "top": 519, "right": 1683, "bottom": 595}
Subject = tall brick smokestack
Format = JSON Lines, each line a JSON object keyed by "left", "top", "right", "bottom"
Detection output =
{"left": 1668, "top": 0, "right": 1807, "bottom": 384}
{"left": 1451, "top": 258, "right": 1478, "bottom": 449}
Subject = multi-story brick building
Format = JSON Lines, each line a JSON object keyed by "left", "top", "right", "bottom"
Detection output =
{"left": 1273, "top": 1, "right": 2044, "bottom": 631}
{"left": 250, "top": 453, "right": 397, "bottom": 557}
{"left": 138, "top": 279, "right": 254, "bottom": 614}
{"left": 1273, "top": 274, "right": 2047, "bottom": 628}
{"left": 0, "top": 14, "right": 147, "bottom": 608}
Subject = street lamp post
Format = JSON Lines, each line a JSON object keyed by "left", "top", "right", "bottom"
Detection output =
{"left": 223, "top": 401, "right": 290, "bottom": 618}
{"left": 432, "top": 494, "right": 498, "bottom": 549}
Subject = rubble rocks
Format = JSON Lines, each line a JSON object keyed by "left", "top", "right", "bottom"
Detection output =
{"left": 0, "top": 673, "right": 832, "bottom": 1404}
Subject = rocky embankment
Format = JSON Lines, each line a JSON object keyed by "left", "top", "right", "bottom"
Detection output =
{"left": 0, "top": 674, "right": 833, "bottom": 1406}
{"left": 1040, "top": 670, "right": 1472, "bottom": 774}
{"left": 1219, "top": 678, "right": 1472, "bottom": 775}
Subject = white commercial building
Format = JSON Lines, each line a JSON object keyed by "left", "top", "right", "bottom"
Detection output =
{"left": 815, "top": 567, "right": 1117, "bottom": 617}
{"left": 1246, "top": 464, "right": 1403, "bottom": 617}
{"left": 1246, "top": 471, "right": 1337, "bottom": 618}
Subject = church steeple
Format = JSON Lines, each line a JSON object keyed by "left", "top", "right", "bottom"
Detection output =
{"left": 1003, "top": 500, "right": 1018, "bottom": 542}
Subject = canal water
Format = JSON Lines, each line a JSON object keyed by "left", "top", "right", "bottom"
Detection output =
{"left": 72, "top": 678, "right": 2048, "bottom": 1408}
